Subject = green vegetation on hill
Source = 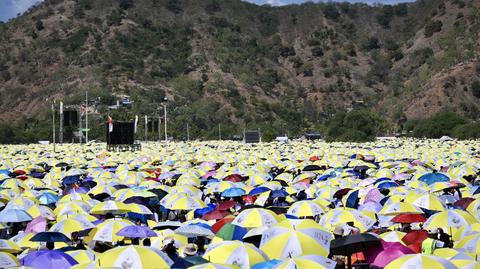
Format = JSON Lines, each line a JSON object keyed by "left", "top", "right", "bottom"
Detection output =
{"left": 0, "top": 0, "right": 480, "bottom": 142}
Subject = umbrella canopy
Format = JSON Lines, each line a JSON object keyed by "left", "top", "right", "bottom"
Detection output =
{"left": 232, "top": 208, "right": 280, "bottom": 228}
{"left": 0, "top": 209, "right": 33, "bottom": 223}
{"left": 418, "top": 173, "right": 450, "bottom": 185}
{"left": 455, "top": 233, "right": 480, "bottom": 254}
{"left": 176, "top": 223, "right": 215, "bottom": 238}
{"left": 203, "top": 241, "right": 268, "bottom": 269}
{"left": 30, "top": 231, "right": 71, "bottom": 243}
{"left": 391, "top": 213, "right": 426, "bottom": 224}
{"left": 0, "top": 252, "right": 19, "bottom": 268}
{"left": 20, "top": 250, "right": 78, "bottom": 269}
{"left": 216, "top": 223, "right": 247, "bottom": 241}
{"left": 189, "top": 263, "right": 239, "bottom": 269}
{"left": 116, "top": 225, "right": 157, "bottom": 238}
{"left": 287, "top": 200, "right": 325, "bottom": 218}
{"left": 96, "top": 245, "right": 173, "bottom": 269}
{"left": 260, "top": 219, "right": 331, "bottom": 259}
{"left": 384, "top": 254, "right": 457, "bottom": 269}
{"left": 271, "top": 255, "right": 335, "bottom": 269}
{"left": 365, "top": 241, "right": 415, "bottom": 268}
{"left": 330, "top": 233, "right": 381, "bottom": 256}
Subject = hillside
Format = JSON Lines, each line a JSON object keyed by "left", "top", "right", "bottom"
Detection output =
{"left": 0, "top": 0, "right": 480, "bottom": 140}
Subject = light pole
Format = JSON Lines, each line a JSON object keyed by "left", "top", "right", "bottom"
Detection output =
{"left": 51, "top": 100, "right": 56, "bottom": 153}
{"left": 163, "top": 97, "right": 168, "bottom": 142}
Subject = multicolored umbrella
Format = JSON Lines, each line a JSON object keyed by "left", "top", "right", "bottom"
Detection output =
{"left": 96, "top": 245, "right": 173, "bottom": 269}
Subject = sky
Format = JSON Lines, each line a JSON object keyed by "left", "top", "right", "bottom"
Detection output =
{"left": 0, "top": 0, "right": 414, "bottom": 22}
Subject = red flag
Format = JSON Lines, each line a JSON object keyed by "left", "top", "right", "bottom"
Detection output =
{"left": 108, "top": 116, "right": 113, "bottom": 133}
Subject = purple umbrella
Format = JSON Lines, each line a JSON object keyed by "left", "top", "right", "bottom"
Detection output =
{"left": 365, "top": 240, "right": 414, "bottom": 268}
{"left": 20, "top": 250, "right": 78, "bottom": 269}
{"left": 116, "top": 225, "right": 157, "bottom": 238}
{"left": 365, "top": 188, "right": 383, "bottom": 203}
{"left": 66, "top": 187, "right": 88, "bottom": 194}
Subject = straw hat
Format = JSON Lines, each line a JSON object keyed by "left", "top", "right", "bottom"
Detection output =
{"left": 183, "top": 243, "right": 198, "bottom": 256}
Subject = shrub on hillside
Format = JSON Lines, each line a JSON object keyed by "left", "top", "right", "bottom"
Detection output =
{"left": 424, "top": 20, "right": 443, "bottom": 37}
{"left": 453, "top": 122, "right": 480, "bottom": 139}
{"left": 471, "top": 80, "right": 480, "bottom": 98}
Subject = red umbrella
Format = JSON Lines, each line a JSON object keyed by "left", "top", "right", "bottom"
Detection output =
{"left": 202, "top": 209, "right": 229, "bottom": 221}
{"left": 218, "top": 200, "right": 237, "bottom": 211}
{"left": 212, "top": 216, "right": 235, "bottom": 233}
{"left": 402, "top": 230, "right": 428, "bottom": 245}
{"left": 223, "top": 174, "right": 244, "bottom": 182}
{"left": 333, "top": 188, "right": 352, "bottom": 199}
{"left": 454, "top": 197, "right": 475, "bottom": 210}
{"left": 406, "top": 243, "right": 422, "bottom": 253}
{"left": 391, "top": 213, "right": 426, "bottom": 223}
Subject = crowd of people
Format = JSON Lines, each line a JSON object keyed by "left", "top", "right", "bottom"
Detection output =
{"left": 0, "top": 139, "right": 479, "bottom": 268}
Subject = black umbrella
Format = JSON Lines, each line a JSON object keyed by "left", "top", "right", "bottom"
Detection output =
{"left": 303, "top": 164, "right": 322, "bottom": 171}
{"left": 330, "top": 233, "right": 381, "bottom": 269}
{"left": 353, "top": 165, "right": 370, "bottom": 172}
{"left": 30, "top": 232, "right": 70, "bottom": 243}
{"left": 150, "top": 188, "right": 168, "bottom": 200}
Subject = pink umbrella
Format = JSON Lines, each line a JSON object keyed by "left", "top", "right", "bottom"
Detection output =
{"left": 365, "top": 188, "right": 383, "bottom": 203}
{"left": 26, "top": 217, "right": 47, "bottom": 234}
{"left": 365, "top": 240, "right": 414, "bottom": 268}
{"left": 204, "top": 170, "right": 217, "bottom": 179}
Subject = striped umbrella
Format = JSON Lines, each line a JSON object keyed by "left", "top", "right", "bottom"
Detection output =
{"left": 384, "top": 254, "right": 457, "bottom": 269}
{"left": 203, "top": 241, "right": 268, "bottom": 269}
{"left": 232, "top": 208, "right": 280, "bottom": 228}
{"left": 96, "top": 245, "right": 173, "bottom": 269}
{"left": 260, "top": 219, "right": 331, "bottom": 259}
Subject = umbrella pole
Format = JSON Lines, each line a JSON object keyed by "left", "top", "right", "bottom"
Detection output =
{"left": 347, "top": 255, "right": 352, "bottom": 269}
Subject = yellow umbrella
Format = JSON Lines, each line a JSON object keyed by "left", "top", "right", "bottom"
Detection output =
{"left": 286, "top": 200, "right": 325, "bottom": 217}
{"left": 0, "top": 252, "right": 20, "bottom": 268}
{"left": 378, "top": 202, "right": 423, "bottom": 216}
{"left": 66, "top": 248, "right": 96, "bottom": 264}
{"left": 384, "top": 254, "right": 457, "bottom": 269}
{"left": 96, "top": 245, "right": 172, "bottom": 269}
{"left": 49, "top": 218, "right": 95, "bottom": 238}
{"left": 0, "top": 239, "right": 22, "bottom": 253}
{"left": 424, "top": 209, "right": 478, "bottom": 231}
{"left": 455, "top": 233, "right": 480, "bottom": 255}
{"left": 319, "top": 208, "right": 375, "bottom": 232}
{"left": 90, "top": 201, "right": 131, "bottom": 215}
{"left": 203, "top": 241, "right": 268, "bottom": 269}
{"left": 160, "top": 194, "right": 206, "bottom": 210}
{"left": 272, "top": 255, "right": 336, "bottom": 269}
{"left": 260, "top": 219, "right": 331, "bottom": 259}
{"left": 232, "top": 208, "right": 280, "bottom": 228}
{"left": 88, "top": 219, "right": 133, "bottom": 243}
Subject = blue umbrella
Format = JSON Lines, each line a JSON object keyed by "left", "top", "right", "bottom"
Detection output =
{"left": 36, "top": 192, "right": 59, "bottom": 205}
{"left": 346, "top": 190, "right": 359, "bottom": 208}
{"left": 374, "top": 177, "right": 392, "bottom": 184}
{"left": 116, "top": 225, "right": 157, "bottom": 238}
{"left": 249, "top": 187, "right": 270, "bottom": 196}
{"left": 61, "top": 175, "right": 80, "bottom": 186}
{"left": 194, "top": 204, "right": 216, "bottom": 217}
{"left": 221, "top": 188, "right": 246, "bottom": 197}
{"left": 270, "top": 189, "right": 288, "bottom": 199}
{"left": 0, "top": 209, "right": 32, "bottom": 222}
{"left": 20, "top": 250, "right": 78, "bottom": 269}
{"left": 252, "top": 259, "right": 282, "bottom": 269}
{"left": 418, "top": 173, "right": 450, "bottom": 185}
{"left": 377, "top": 181, "right": 399, "bottom": 189}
